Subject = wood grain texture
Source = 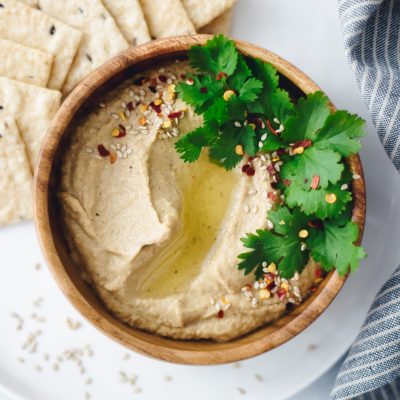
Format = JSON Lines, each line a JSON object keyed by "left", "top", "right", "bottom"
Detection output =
{"left": 34, "top": 35, "right": 366, "bottom": 365}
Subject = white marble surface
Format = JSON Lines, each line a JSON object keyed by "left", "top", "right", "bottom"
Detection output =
{"left": 1, "top": 1, "right": 400, "bottom": 400}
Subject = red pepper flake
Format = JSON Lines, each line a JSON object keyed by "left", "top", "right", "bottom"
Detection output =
{"left": 310, "top": 175, "right": 320, "bottom": 190}
{"left": 277, "top": 288, "right": 287, "bottom": 301}
{"left": 245, "top": 166, "right": 255, "bottom": 176}
{"left": 217, "top": 310, "right": 224, "bottom": 319}
{"left": 293, "top": 139, "right": 312, "bottom": 150}
{"left": 200, "top": 87, "right": 208, "bottom": 93}
{"left": 109, "top": 152, "right": 117, "bottom": 164}
{"left": 268, "top": 192, "right": 278, "bottom": 202}
{"left": 283, "top": 179, "right": 292, "bottom": 187}
{"left": 263, "top": 272, "right": 274, "bottom": 283}
{"left": 117, "top": 124, "right": 126, "bottom": 138}
{"left": 97, "top": 144, "right": 110, "bottom": 157}
{"left": 315, "top": 268, "right": 324, "bottom": 278}
{"left": 267, "top": 164, "right": 276, "bottom": 176}
{"left": 158, "top": 74, "right": 167, "bottom": 83}
{"left": 127, "top": 101, "right": 134, "bottom": 111}
{"left": 266, "top": 119, "right": 280, "bottom": 136}
{"left": 168, "top": 111, "right": 183, "bottom": 119}
{"left": 216, "top": 71, "right": 227, "bottom": 81}
{"left": 150, "top": 77, "right": 158, "bottom": 86}
{"left": 242, "top": 164, "right": 250, "bottom": 173}
{"left": 149, "top": 102, "right": 162, "bottom": 114}
{"left": 266, "top": 281, "right": 276, "bottom": 291}
{"left": 308, "top": 219, "right": 323, "bottom": 229}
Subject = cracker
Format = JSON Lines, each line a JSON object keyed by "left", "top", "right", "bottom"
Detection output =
{"left": 19, "top": 0, "right": 130, "bottom": 94}
{"left": 102, "top": 0, "right": 150, "bottom": 46}
{"left": 139, "top": 0, "right": 195, "bottom": 38}
{"left": 0, "top": 0, "right": 82, "bottom": 90}
{"left": 0, "top": 77, "right": 61, "bottom": 168}
{"left": 182, "top": 0, "right": 236, "bottom": 29}
{"left": 0, "top": 38, "right": 54, "bottom": 87}
{"left": 0, "top": 117, "right": 33, "bottom": 225}
{"left": 199, "top": 8, "right": 233, "bottom": 36}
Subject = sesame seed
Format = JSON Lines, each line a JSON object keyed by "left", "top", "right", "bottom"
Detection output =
{"left": 261, "top": 133, "right": 268, "bottom": 141}
{"left": 111, "top": 113, "right": 119, "bottom": 120}
{"left": 248, "top": 189, "right": 257, "bottom": 195}
{"left": 273, "top": 117, "right": 280, "bottom": 124}
{"left": 85, "top": 147, "right": 93, "bottom": 153}
{"left": 300, "top": 243, "right": 307, "bottom": 251}
{"left": 117, "top": 151, "right": 122, "bottom": 158}
{"left": 258, "top": 141, "right": 263, "bottom": 148}
{"left": 353, "top": 173, "right": 361, "bottom": 180}
{"left": 341, "top": 183, "right": 349, "bottom": 190}
{"left": 234, "top": 121, "right": 241, "bottom": 128}
{"left": 252, "top": 205, "right": 258, "bottom": 214}
{"left": 127, "top": 148, "right": 133, "bottom": 155}
{"left": 244, "top": 205, "right": 250, "bottom": 213}
{"left": 129, "top": 90, "right": 134, "bottom": 97}
{"left": 99, "top": 102, "right": 106, "bottom": 108}
{"left": 267, "top": 219, "right": 274, "bottom": 229}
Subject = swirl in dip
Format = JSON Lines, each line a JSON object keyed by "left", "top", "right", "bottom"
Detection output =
{"left": 58, "top": 61, "right": 318, "bottom": 341}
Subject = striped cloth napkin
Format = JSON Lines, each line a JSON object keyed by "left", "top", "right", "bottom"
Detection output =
{"left": 332, "top": 1, "right": 400, "bottom": 399}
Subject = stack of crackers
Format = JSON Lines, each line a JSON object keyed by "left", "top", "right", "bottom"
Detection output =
{"left": 0, "top": 0, "right": 235, "bottom": 226}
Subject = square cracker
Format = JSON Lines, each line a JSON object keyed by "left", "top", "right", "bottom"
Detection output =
{"left": 0, "top": 117, "right": 33, "bottom": 225}
{"left": 102, "top": 0, "right": 150, "bottom": 46}
{"left": 0, "top": 38, "right": 54, "bottom": 87}
{"left": 199, "top": 8, "right": 233, "bottom": 36}
{"left": 19, "top": 0, "right": 130, "bottom": 94}
{"left": 0, "top": 0, "right": 82, "bottom": 90}
{"left": 139, "top": 0, "right": 195, "bottom": 38}
{"left": 0, "top": 77, "right": 61, "bottom": 169}
{"left": 182, "top": 0, "right": 236, "bottom": 29}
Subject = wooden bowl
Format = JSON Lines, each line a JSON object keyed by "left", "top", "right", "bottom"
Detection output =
{"left": 34, "top": 35, "right": 366, "bottom": 365}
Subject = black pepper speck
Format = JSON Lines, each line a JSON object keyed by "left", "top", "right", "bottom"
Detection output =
{"left": 0, "top": 3, "right": 4, "bottom": 8}
{"left": 86, "top": 54, "right": 93, "bottom": 62}
{"left": 49, "top": 25, "right": 56, "bottom": 35}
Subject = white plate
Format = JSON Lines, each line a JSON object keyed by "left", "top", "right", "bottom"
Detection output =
{"left": 1, "top": 0, "right": 400, "bottom": 399}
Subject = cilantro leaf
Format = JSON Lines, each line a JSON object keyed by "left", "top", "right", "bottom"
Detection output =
{"left": 265, "top": 88, "right": 295, "bottom": 123}
{"left": 284, "top": 181, "right": 352, "bottom": 219}
{"left": 239, "top": 125, "right": 257, "bottom": 156}
{"left": 188, "top": 46, "right": 216, "bottom": 75}
{"left": 239, "top": 77, "right": 263, "bottom": 103}
{"left": 307, "top": 221, "right": 366, "bottom": 275}
{"left": 313, "top": 111, "right": 366, "bottom": 156}
{"left": 208, "top": 124, "right": 242, "bottom": 169}
{"left": 175, "top": 126, "right": 213, "bottom": 162}
{"left": 227, "top": 54, "right": 252, "bottom": 92}
{"left": 238, "top": 207, "right": 310, "bottom": 279}
{"left": 281, "top": 147, "right": 344, "bottom": 189}
{"left": 282, "top": 91, "right": 330, "bottom": 143}
{"left": 190, "top": 35, "right": 238, "bottom": 77}
{"left": 176, "top": 75, "right": 224, "bottom": 114}
{"left": 261, "top": 133, "right": 285, "bottom": 152}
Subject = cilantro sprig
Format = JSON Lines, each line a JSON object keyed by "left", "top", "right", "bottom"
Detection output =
{"left": 175, "top": 35, "right": 366, "bottom": 279}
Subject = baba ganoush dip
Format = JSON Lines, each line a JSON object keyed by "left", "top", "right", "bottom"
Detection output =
{"left": 58, "top": 60, "right": 319, "bottom": 341}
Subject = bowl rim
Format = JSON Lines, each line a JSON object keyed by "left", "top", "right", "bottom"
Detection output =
{"left": 34, "top": 34, "right": 366, "bottom": 365}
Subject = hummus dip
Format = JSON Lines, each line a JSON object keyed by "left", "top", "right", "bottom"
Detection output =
{"left": 59, "top": 61, "right": 318, "bottom": 341}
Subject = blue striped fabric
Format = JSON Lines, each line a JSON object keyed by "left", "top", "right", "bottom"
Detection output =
{"left": 338, "top": 0, "right": 400, "bottom": 170}
{"left": 332, "top": 1, "right": 400, "bottom": 398}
